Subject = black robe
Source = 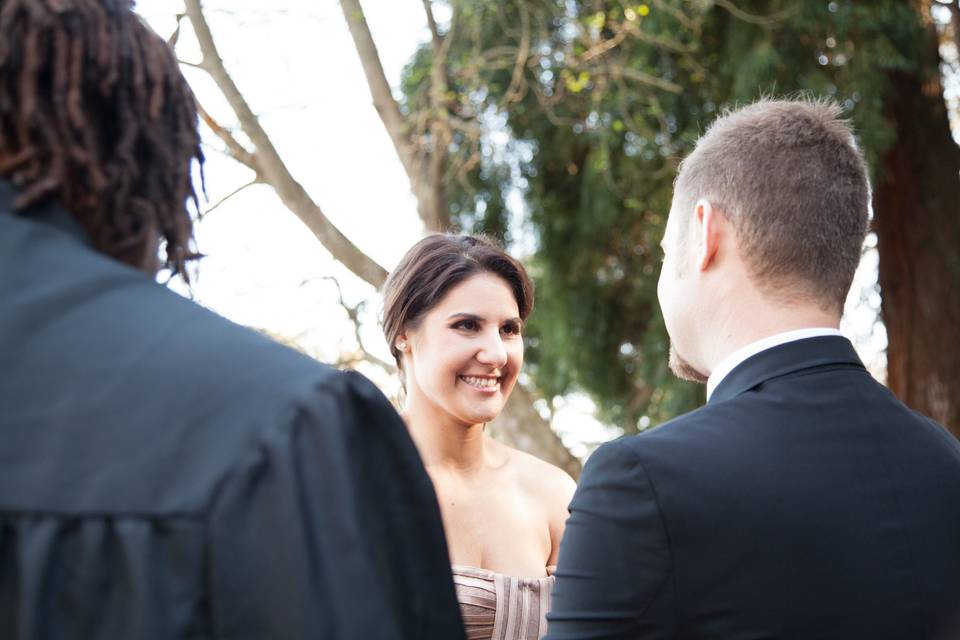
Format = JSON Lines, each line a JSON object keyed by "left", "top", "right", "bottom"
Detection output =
{"left": 0, "top": 181, "right": 465, "bottom": 639}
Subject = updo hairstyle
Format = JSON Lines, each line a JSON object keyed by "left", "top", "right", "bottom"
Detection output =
{"left": 381, "top": 234, "right": 534, "bottom": 369}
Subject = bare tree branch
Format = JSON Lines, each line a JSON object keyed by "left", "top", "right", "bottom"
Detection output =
{"left": 310, "top": 276, "right": 397, "bottom": 372}
{"left": 167, "top": 13, "right": 185, "bottom": 47}
{"left": 184, "top": 0, "right": 388, "bottom": 288}
{"left": 421, "top": 0, "right": 443, "bottom": 49}
{"left": 338, "top": 0, "right": 416, "bottom": 169}
{"left": 176, "top": 58, "right": 206, "bottom": 70}
{"left": 339, "top": 0, "right": 442, "bottom": 231}
{"left": 205, "top": 178, "right": 260, "bottom": 215}
{"left": 195, "top": 100, "right": 260, "bottom": 172}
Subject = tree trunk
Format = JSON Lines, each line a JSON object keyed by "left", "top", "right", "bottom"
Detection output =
{"left": 874, "top": 28, "right": 960, "bottom": 440}
{"left": 489, "top": 386, "right": 582, "bottom": 479}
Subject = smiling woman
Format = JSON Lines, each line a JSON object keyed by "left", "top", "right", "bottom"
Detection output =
{"left": 381, "top": 234, "right": 576, "bottom": 640}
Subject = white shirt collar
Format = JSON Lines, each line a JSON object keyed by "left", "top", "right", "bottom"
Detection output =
{"left": 706, "top": 327, "right": 844, "bottom": 400}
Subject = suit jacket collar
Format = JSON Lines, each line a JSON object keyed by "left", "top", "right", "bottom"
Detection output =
{"left": 708, "top": 335, "right": 865, "bottom": 404}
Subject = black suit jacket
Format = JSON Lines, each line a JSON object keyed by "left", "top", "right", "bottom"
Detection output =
{"left": 547, "top": 336, "right": 960, "bottom": 639}
{"left": 0, "top": 182, "right": 465, "bottom": 639}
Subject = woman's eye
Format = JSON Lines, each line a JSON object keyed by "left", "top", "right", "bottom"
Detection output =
{"left": 453, "top": 319, "right": 479, "bottom": 331}
{"left": 501, "top": 323, "right": 521, "bottom": 336}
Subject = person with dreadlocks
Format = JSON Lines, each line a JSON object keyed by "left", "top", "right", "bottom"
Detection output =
{"left": 0, "top": 2, "right": 464, "bottom": 638}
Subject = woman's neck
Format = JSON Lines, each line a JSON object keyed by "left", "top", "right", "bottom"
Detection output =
{"left": 402, "top": 395, "right": 489, "bottom": 474}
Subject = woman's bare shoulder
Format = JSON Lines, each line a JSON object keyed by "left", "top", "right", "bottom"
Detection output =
{"left": 502, "top": 445, "right": 577, "bottom": 510}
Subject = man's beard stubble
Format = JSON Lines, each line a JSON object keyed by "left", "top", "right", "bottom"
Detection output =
{"left": 668, "top": 343, "right": 709, "bottom": 384}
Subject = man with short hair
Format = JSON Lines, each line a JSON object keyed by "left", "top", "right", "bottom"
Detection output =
{"left": 0, "top": 1, "right": 464, "bottom": 638}
{"left": 546, "top": 99, "right": 960, "bottom": 639}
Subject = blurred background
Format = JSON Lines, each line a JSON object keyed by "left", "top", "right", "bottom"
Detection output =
{"left": 136, "top": 0, "right": 960, "bottom": 477}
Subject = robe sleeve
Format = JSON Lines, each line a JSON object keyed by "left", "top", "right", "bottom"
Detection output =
{"left": 207, "top": 370, "right": 465, "bottom": 640}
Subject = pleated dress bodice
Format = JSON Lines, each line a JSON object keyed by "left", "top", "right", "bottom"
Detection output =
{"left": 452, "top": 565, "right": 555, "bottom": 640}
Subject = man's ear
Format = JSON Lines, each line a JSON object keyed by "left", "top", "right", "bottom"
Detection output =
{"left": 694, "top": 199, "right": 721, "bottom": 272}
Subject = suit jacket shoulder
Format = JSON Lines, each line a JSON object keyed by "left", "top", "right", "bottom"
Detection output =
{"left": 548, "top": 337, "right": 960, "bottom": 640}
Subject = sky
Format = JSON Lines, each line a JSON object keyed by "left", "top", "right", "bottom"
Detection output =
{"left": 134, "top": 1, "right": 891, "bottom": 458}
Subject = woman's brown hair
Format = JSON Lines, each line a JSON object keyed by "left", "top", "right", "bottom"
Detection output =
{"left": 382, "top": 234, "right": 534, "bottom": 369}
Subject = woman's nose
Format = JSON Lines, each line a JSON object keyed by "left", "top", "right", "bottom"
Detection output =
{"left": 476, "top": 330, "right": 508, "bottom": 367}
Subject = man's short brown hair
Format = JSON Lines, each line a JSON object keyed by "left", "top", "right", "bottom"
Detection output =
{"left": 674, "top": 98, "right": 870, "bottom": 311}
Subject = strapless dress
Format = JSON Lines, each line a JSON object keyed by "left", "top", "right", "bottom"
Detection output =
{"left": 451, "top": 565, "right": 556, "bottom": 640}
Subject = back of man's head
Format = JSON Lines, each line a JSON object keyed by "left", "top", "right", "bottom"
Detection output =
{"left": 675, "top": 98, "right": 870, "bottom": 313}
{"left": 0, "top": 0, "right": 203, "bottom": 277}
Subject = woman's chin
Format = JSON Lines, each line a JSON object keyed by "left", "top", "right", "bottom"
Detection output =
{"left": 449, "top": 383, "right": 516, "bottom": 425}
{"left": 456, "top": 402, "right": 504, "bottom": 426}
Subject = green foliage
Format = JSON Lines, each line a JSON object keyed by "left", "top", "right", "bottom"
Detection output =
{"left": 399, "top": 0, "right": 935, "bottom": 432}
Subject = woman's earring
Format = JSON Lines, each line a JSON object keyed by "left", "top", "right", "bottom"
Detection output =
{"left": 397, "top": 341, "right": 407, "bottom": 351}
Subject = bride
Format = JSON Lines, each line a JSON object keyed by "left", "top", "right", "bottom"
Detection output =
{"left": 382, "top": 234, "right": 576, "bottom": 640}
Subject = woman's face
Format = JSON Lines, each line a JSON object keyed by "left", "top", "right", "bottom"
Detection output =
{"left": 401, "top": 272, "right": 524, "bottom": 428}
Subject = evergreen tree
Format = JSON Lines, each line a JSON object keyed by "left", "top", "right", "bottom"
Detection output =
{"left": 401, "top": 1, "right": 960, "bottom": 436}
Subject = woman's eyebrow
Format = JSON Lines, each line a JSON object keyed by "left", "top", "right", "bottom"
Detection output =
{"left": 446, "top": 313, "right": 522, "bottom": 325}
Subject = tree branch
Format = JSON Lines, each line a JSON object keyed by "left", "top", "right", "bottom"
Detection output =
{"left": 195, "top": 100, "right": 259, "bottom": 172}
{"left": 167, "top": 13, "right": 185, "bottom": 47}
{"left": 612, "top": 65, "right": 684, "bottom": 94}
{"left": 422, "top": 0, "right": 453, "bottom": 231}
{"left": 205, "top": 178, "right": 260, "bottom": 215}
{"left": 714, "top": 0, "right": 793, "bottom": 26}
{"left": 422, "top": 0, "right": 443, "bottom": 50}
{"left": 623, "top": 20, "right": 697, "bottom": 54}
{"left": 311, "top": 276, "right": 397, "bottom": 372}
{"left": 339, "top": 0, "right": 441, "bottom": 231}
{"left": 581, "top": 25, "right": 630, "bottom": 62}
{"left": 184, "top": 0, "right": 388, "bottom": 288}
{"left": 500, "top": 1, "right": 532, "bottom": 106}
{"left": 338, "top": 0, "right": 416, "bottom": 170}
{"left": 651, "top": 0, "right": 700, "bottom": 32}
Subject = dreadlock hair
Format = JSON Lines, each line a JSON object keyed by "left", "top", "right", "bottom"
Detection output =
{"left": 0, "top": 0, "right": 204, "bottom": 279}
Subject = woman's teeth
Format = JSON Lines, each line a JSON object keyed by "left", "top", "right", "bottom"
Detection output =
{"left": 460, "top": 375, "right": 500, "bottom": 389}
